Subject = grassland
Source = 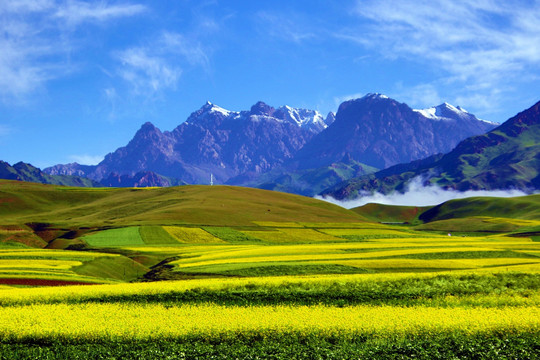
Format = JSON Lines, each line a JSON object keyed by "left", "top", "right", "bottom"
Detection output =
{"left": 1, "top": 180, "right": 540, "bottom": 358}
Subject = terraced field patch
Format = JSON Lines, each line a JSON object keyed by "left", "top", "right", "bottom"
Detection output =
{"left": 203, "top": 226, "right": 263, "bottom": 244}
{"left": 83, "top": 227, "right": 144, "bottom": 247}
{"left": 139, "top": 226, "right": 179, "bottom": 245}
{"left": 142, "top": 230, "right": 540, "bottom": 277}
{"left": 240, "top": 228, "right": 340, "bottom": 243}
{"left": 1, "top": 182, "right": 540, "bottom": 358}
{"left": 163, "top": 226, "right": 224, "bottom": 244}
{"left": 0, "top": 249, "right": 145, "bottom": 284}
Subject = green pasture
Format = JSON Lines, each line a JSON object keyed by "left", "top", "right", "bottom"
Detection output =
{"left": 83, "top": 227, "right": 144, "bottom": 247}
{"left": 1, "top": 180, "right": 540, "bottom": 358}
{"left": 0, "top": 180, "right": 366, "bottom": 228}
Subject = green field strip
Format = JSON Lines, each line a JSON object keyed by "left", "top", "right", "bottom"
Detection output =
{"left": 237, "top": 230, "right": 314, "bottom": 243}
{"left": 173, "top": 261, "right": 370, "bottom": 276}
{"left": 73, "top": 256, "right": 148, "bottom": 282}
{"left": 202, "top": 226, "right": 264, "bottom": 244}
{"left": 139, "top": 226, "right": 179, "bottom": 245}
{"left": 83, "top": 227, "right": 145, "bottom": 247}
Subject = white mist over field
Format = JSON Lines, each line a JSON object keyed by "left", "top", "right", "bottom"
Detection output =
{"left": 317, "top": 177, "right": 530, "bottom": 209}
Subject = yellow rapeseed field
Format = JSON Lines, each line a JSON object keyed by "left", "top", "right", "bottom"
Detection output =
{"left": 0, "top": 303, "right": 537, "bottom": 342}
{"left": 163, "top": 226, "right": 224, "bottom": 243}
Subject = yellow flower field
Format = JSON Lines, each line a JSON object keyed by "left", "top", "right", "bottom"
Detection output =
{"left": 0, "top": 303, "right": 537, "bottom": 342}
{"left": 163, "top": 226, "right": 224, "bottom": 243}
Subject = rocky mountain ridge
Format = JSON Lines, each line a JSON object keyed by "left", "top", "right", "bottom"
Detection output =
{"left": 322, "top": 99, "right": 540, "bottom": 199}
{"left": 40, "top": 94, "right": 498, "bottom": 191}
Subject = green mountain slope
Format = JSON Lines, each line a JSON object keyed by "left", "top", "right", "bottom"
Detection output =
{"left": 352, "top": 203, "right": 431, "bottom": 223}
{"left": 419, "top": 194, "right": 540, "bottom": 222}
{"left": 352, "top": 194, "right": 540, "bottom": 234}
{"left": 0, "top": 161, "right": 100, "bottom": 187}
{"left": 322, "top": 100, "right": 540, "bottom": 199}
{"left": 235, "top": 159, "right": 378, "bottom": 197}
{"left": 0, "top": 180, "right": 366, "bottom": 229}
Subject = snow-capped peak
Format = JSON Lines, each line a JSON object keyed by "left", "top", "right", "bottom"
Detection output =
{"left": 414, "top": 102, "right": 463, "bottom": 120}
{"left": 202, "top": 101, "right": 233, "bottom": 117}
{"left": 363, "top": 93, "right": 390, "bottom": 100}
{"left": 276, "top": 105, "right": 326, "bottom": 132}
{"left": 413, "top": 102, "right": 496, "bottom": 125}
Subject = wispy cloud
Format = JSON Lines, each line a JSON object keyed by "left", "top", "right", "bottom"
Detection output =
{"left": 116, "top": 47, "right": 182, "bottom": 95}
{"left": 344, "top": 0, "right": 540, "bottom": 113}
{"left": 55, "top": 0, "right": 146, "bottom": 25}
{"left": 0, "top": 0, "right": 54, "bottom": 14}
{"left": 161, "top": 32, "right": 210, "bottom": 69}
{"left": 0, "top": 0, "right": 145, "bottom": 101}
{"left": 115, "top": 31, "right": 210, "bottom": 96}
{"left": 257, "top": 11, "right": 316, "bottom": 43}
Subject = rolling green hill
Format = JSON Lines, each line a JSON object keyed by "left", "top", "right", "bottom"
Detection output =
{"left": 2, "top": 179, "right": 540, "bottom": 286}
{"left": 351, "top": 194, "right": 540, "bottom": 235}
{"left": 352, "top": 203, "right": 431, "bottom": 223}
{"left": 419, "top": 194, "right": 540, "bottom": 222}
{"left": 0, "top": 180, "right": 366, "bottom": 230}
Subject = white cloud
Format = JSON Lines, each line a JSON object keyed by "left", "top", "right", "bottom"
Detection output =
{"left": 160, "top": 32, "right": 210, "bottom": 69}
{"left": 257, "top": 11, "right": 316, "bottom": 43}
{"left": 0, "top": 0, "right": 54, "bottom": 14}
{"left": 317, "top": 177, "right": 530, "bottom": 209}
{"left": 115, "top": 31, "right": 211, "bottom": 95}
{"left": 0, "top": 0, "right": 145, "bottom": 101}
{"left": 55, "top": 1, "right": 146, "bottom": 25}
{"left": 103, "top": 87, "right": 118, "bottom": 119}
{"left": 345, "top": 0, "right": 540, "bottom": 114}
{"left": 116, "top": 47, "right": 182, "bottom": 94}
{"left": 69, "top": 154, "right": 103, "bottom": 165}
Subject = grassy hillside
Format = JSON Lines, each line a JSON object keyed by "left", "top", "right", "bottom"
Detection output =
{"left": 419, "top": 194, "right": 540, "bottom": 222}
{"left": 0, "top": 181, "right": 540, "bottom": 359}
{"left": 352, "top": 203, "right": 432, "bottom": 223}
{"left": 2, "top": 179, "right": 540, "bottom": 284}
{"left": 247, "top": 160, "right": 378, "bottom": 197}
{"left": 1, "top": 181, "right": 539, "bottom": 358}
{"left": 0, "top": 180, "right": 366, "bottom": 229}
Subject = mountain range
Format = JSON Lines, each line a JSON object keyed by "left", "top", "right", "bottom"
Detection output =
{"left": 38, "top": 94, "right": 496, "bottom": 194}
{"left": 322, "top": 99, "right": 540, "bottom": 199}
{"left": 45, "top": 101, "right": 334, "bottom": 184}
{"left": 0, "top": 161, "right": 99, "bottom": 187}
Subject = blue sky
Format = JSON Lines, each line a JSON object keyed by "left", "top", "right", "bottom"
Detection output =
{"left": 2, "top": 0, "right": 540, "bottom": 168}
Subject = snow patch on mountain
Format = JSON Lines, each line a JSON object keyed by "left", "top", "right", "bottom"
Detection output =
{"left": 205, "top": 101, "right": 233, "bottom": 117}
{"left": 276, "top": 105, "right": 326, "bottom": 132}
{"left": 363, "top": 93, "right": 389, "bottom": 100}
{"left": 414, "top": 102, "right": 498, "bottom": 125}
